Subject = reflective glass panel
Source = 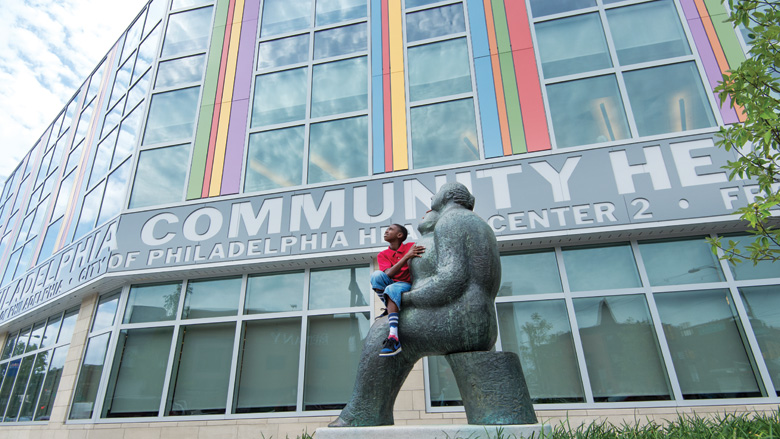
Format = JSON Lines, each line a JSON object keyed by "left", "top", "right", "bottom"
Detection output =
{"left": 623, "top": 62, "right": 716, "bottom": 136}
{"left": 52, "top": 171, "right": 76, "bottom": 219}
{"left": 428, "top": 356, "right": 461, "bottom": 406}
{"left": 183, "top": 277, "right": 241, "bottom": 319}
{"left": 547, "top": 75, "right": 631, "bottom": 147}
{"left": 126, "top": 70, "right": 152, "bottom": 114}
{"left": 129, "top": 144, "right": 190, "bottom": 209}
{"left": 655, "top": 289, "right": 761, "bottom": 398}
{"left": 124, "top": 282, "right": 183, "bottom": 324}
{"left": 57, "top": 309, "right": 78, "bottom": 345}
{"left": 314, "top": 23, "right": 367, "bottom": 59}
{"left": 497, "top": 300, "right": 585, "bottom": 402}
{"left": 725, "top": 235, "right": 780, "bottom": 280}
{"left": 92, "top": 294, "right": 120, "bottom": 332}
{"left": 70, "top": 333, "right": 111, "bottom": 419}
{"left": 34, "top": 346, "right": 67, "bottom": 421}
{"left": 740, "top": 285, "right": 780, "bottom": 394}
{"left": 146, "top": 0, "right": 167, "bottom": 37}
{"left": 1, "top": 333, "right": 16, "bottom": 361}
{"left": 498, "top": 250, "right": 562, "bottom": 296}
{"left": 410, "top": 98, "right": 479, "bottom": 169}
{"left": 258, "top": 34, "right": 309, "bottom": 69}
{"left": 110, "top": 57, "right": 134, "bottom": 109}
{"left": 406, "top": 3, "right": 465, "bottom": 42}
{"left": 408, "top": 38, "right": 471, "bottom": 101}
{"left": 311, "top": 57, "right": 368, "bottom": 117}
{"left": 252, "top": 68, "right": 308, "bottom": 127}
{"left": 308, "top": 116, "right": 368, "bottom": 184}
{"left": 0, "top": 360, "right": 19, "bottom": 418}
{"left": 529, "top": 0, "right": 595, "bottom": 17}
{"left": 41, "top": 315, "right": 62, "bottom": 349}
{"left": 172, "top": 0, "right": 210, "bottom": 9}
{"left": 5, "top": 356, "right": 34, "bottom": 421}
{"left": 122, "top": 16, "right": 144, "bottom": 62}
{"left": 639, "top": 238, "right": 725, "bottom": 286}
{"left": 246, "top": 271, "right": 305, "bottom": 314}
{"left": 316, "top": 0, "right": 366, "bottom": 26}
{"left": 308, "top": 266, "right": 370, "bottom": 309}
{"left": 37, "top": 219, "right": 62, "bottom": 265}
{"left": 90, "top": 131, "right": 116, "bottom": 188}
{"left": 245, "top": 126, "right": 305, "bottom": 192}
{"left": 606, "top": 0, "right": 691, "bottom": 65}
{"left": 101, "top": 100, "right": 124, "bottom": 139}
{"left": 156, "top": 54, "right": 207, "bottom": 88}
{"left": 143, "top": 86, "right": 200, "bottom": 145}
{"left": 27, "top": 322, "right": 45, "bottom": 352}
{"left": 536, "top": 13, "right": 611, "bottom": 78}
{"left": 65, "top": 143, "right": 83, "bottom": 175}
{"left": 134, "top": 25, "right": 163, "bottom": 84}
{"left": 562, "top": 244, "right": 641, "bottom": 291}
{"left": 162, "top": 7, "right": 214, "bottom": 58}
{"left": 304, "top": 313, "right": 370, "bottom": 409}
{"left": 97, "top": 159, "right": 132, "bottom": 225}
{"left": 18, "top": 351, "right": 51, "bottom": 421}
{"left": 73, "top": 182, "right": 105, "bottom": 241}
{"left": 114, "top": 106, "right": 144, "bottom": 167}
{"left": 235, "top": 318, "right": 300, "bottom": 413}
{"left": 13, "top": 327, "right": 30, "bottom": 357}
{"left": 261, "top": 0, "right": 312, "bottom": 37}
{"left": 406, "top": 0, "right": 441, "bottom": 7}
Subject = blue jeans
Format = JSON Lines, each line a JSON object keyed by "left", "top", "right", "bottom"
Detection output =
{"left": 370, "top": 271, "right": 411, "bottom": 310}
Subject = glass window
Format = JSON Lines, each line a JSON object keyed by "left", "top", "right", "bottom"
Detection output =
{"left": 406, "top": 3, "right": 465, "bottom": 42}
{"left": 258, "top": 34, "right": 310, "bottom": 69}
{"left": 183, "top": 277, "right": 241, "bottom": 319}
{"left": 261, "top": 0, "right": 312, "bottom": 37}
{"left": 13, "top": 327, "right": 31, "bottom": 357}
{"left": 640, "top": 238, "right": 725, "bottom": 286}
{"left": 0, "top": 360, "right": 19, "bottom": 417}
{"left": 97, "top": 160, "right": 132, "bottom": 225}
{"left": 725, "top": 235, "right": 780, "bottom": 281}
{"left": 145, "top": 0, "right": 167, "bottom": 37}
{"left": 405, "top": 0, "right": 443, "bottom": 8}
{"left": 162, "top": 7, "right": 214, "bottom": 58}
{"left": 303, "top": 313, "right": 369, "bottom": 410}
{"left": 499, "top": 251, "right": 562, "bottom": 296}
{"left": 73, "top": 182, "right": 105, "bottom": 241}
{"left": 27, "top": 322, "right": 45, "bottom": 352}
{"left": 92, "top": 294, "right": 120, "bottom": 332}
{"left": 102, "top": 100, "right": 124, "bottom": 139}
{"left": 65, "top": 143, "right": 83, "bottom": 175}
{"left": 314, "top": 23, "right": 367, "bottom": 59}
{"left": 308, "top": 116, "right": 368, "bottom": 184}
{"left": 311, "top": 57, "right": 368, "bottom": 118}
{"left": 126, "top": 70, "right": 152, "bottom": 114}
{"left": 536, "top": 13, "right": 611, "bottom": 78}
{"left": 1, "top": 333, "right": 17, "bottom": 361}
{"left": 18, "top": 351, "right": 51, "bottom": 421}
{"left": 34, "top": 347, "right": 67, "bottom": 421}
{"left": 235, "top": 318, "right": 300, "bottom": 413}
{"left": 37, "top": 219, "right": 62, "bottom": 265}
{"left": 562, "top": 244, "right": 641, "bottom": 291}
{"left": 252, "top": 68, "right": 308, "bottom": 127}
{"left": 428, "top": 356, "right": 461, "bottom": 406}
{"left": 497, "top": 300, "right": 585, "bottom": 402}
{"left": 408, "top": 38, "right": 471, "bottom": 101}
{"left": 606, "top": 0, "right": 691, "bottom": 65}
{"left": 70, "top": 333, "right": 111, "bottom": 419}
{"left": 529, "top": 0, "right": 595, "bottom": 17}
{"left": 114, "top": 105, "right": 144, "bottom": 167}
{"left": 110, "top": 57, "right": 134, "bottom": 109}
{"left": 315, "top": 0, "right": 366, "bottom": 26}
{"left": 122, "top": 16, "right": 144, "bottom": 62}
{"left": 245, "top": 271, "right": 305, "bottom": 314}
{"left": 574, "top": 295, "right": 671, "bottom": 401}
{"left": 547, "top": 75, "right": 631, "bottom": 147}
{"left": 655, "top": 289, "right": 761, "bottom": 398}
{"left": 90, "top": 132, "right": 116, "bottom": 188}
{"left": 308, "top": 266, "right": 370, "bottom": 309}
{"left": 143, "top": 87, "right": 200, "bottom": 145}
{"left": 740, "top": 285, "right": 780, "bottom": 395}
{"left": 167, "top": 323, "right": 235, "bottom": 415}
{"left": 410, "top": 98, "right": 479, "bottom": 169}
{"left": 245, "top": 126, "right": 305, "bottom": 192}
{"left": 103, "top": 327, "right": 173, "bottom": 417}
{"left": 134, "top": 25, "right": 162, "bottom": 84}
{"left": 57, "top": 309, "right": 78, "bottom": 345}
{"left": 156, "top": 54, "right": 206, "bottom": 88}
{"left": 124, "top": 283, "right": 182, "bottom": 324}
{"left": 41, "top": 315, "right": 62, "bottom": 349}
{"left": 129, "top": 144, "right": 190, "bottom": 209}
{"left": 5, "top": 356, "right": 34, "bottom": 421}
{"left": 52, "top": 171, "right": 76, "bottom": 219}
{"left": 623, "top": 62, "right": 716, "bottom": 136}
{"left": 172, "top": 0, "right": 210, "bottom": 9}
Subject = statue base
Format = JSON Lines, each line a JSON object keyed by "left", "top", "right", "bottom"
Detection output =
{"left": 315, "top": 424, "right": 551, "bottom": 439}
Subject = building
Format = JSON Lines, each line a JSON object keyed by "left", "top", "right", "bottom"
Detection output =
{"left": 0, "top": 0, "right": 777, "bottom": 437}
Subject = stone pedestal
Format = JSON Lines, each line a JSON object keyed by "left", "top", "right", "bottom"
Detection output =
{"left": 315, "top": 424, "right": 550, "bottom": 439}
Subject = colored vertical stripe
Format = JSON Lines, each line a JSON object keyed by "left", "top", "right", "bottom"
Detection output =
{"left": 382, "top": 0, "right": 393, "bottom": 172}
{"left": 388, "top": 0, "right": 407, "bottom": 171}
{"left": 468, "top": 0, "right": 502, "bottom": 159}
{"left": 694, "top": 0, "right": 729, "bottom": 75}
{"left": 702, "top": 0, "right": 746, "bottom": 69}
{"left": 484, "top": 0, "right": 512, "bottom": 156}
{"left": 491, "top": 0, "right": 526, "bottom": 154}
{"left": 371, "top": 0, "right": 385, "bottom": 174}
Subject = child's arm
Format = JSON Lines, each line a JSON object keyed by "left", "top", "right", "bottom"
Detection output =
{"left": 384, "top": 244, "right": 425, "bottom": 279}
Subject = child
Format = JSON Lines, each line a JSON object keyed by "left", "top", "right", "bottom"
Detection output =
{"left": 371, "top": 224, "right": 425, "bottom": 356}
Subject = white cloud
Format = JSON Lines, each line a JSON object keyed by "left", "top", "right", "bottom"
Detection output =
{"left": 0, "top": 0, "right": 148, "bottom": 186}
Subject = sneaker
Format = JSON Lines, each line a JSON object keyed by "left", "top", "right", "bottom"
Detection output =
{"left": 374, "top": 308, "right": 388, "bottom": 320}
{"left": 379, "top": 337, "right": 402, "bottom": 357}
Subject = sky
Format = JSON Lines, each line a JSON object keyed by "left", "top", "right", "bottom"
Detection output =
{"left": 0, "top": 0, "right": 149, "bottom": 187}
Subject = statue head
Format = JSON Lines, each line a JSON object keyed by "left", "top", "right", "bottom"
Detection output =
{"left": 431, "top": 182, "right": 475, "bottom": 212}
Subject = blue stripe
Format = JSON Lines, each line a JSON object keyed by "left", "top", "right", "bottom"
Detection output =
{"left": 467, "top": 0, "right": 490, "bottom": 58}
{"left": 474, "top": 57, "right": 503, "bottom": 158}
{"left": 371, "top": 0, "right": 385, "bottom": 174}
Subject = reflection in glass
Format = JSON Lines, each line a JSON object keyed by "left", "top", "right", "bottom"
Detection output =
{"left": 5, "top": 356, "right": 34, "bottom": 421}
{"left": 308, "top": 266, "right": 370, "bottom": 309}
{"left": 90, "top": 131, "right": 117, "bottom": 188}
{"left": 145, "top": 0, "right": 167, "bottom": 37}
{"left": 252, "top": 68, "right": 308, "bottom": 127}
{"left": 143, "top": 87, "right": 200, "bottom": 145}
{"left": 13, "top": 327, "right": 30, "bottom": 357}
{"left": 101, "top": 100, "right": 124, "bottom": 139}
{"left": 167, "top": 323, "right": 235, "bottom": 415}
{"left": 124, "top": 282, "right": 183, "bottom": 324}
{"left": 245, "top": 127, "right": 304, "bottom": 192}
{"left": 304, "top": 313, "right": 370, "bottom": 409}
{"left": 156, "top": 54, "right": 207, "bottom": 88}
{"left": 563, "top": 244, "right": 641, "bottom": 291}
{"left": 52, "top": 171, "right": 76, "bottom": 219}
{"left": 607, "top": 0, "right": 690, "bottom": 65}
{"left": 122, "top": 15, "right": 144, "bottom": 62}
{"left": 529, "top": 0, "right": 595, "bottom": 17}
{"left": 408, "top": 38, "right": 471, "bottom": 101}
{"left": 0, "top": 360, "right": 19, "bottom": 417}
{"left": 235, "top": 319, "right": 301, "bottom": 412}
{"left": 316, "top": 0, "right": 366, "bottom": 26}
{"left": 726, "top": 235, "right": 780, "bottom": 280}
{"left": 311, "top": 57, "right": 368, "bottom": 117}
{"left": 73, "top": 182, "right": 105, "bottom": 241}
{"left": 134, "top": 25, "right": 162, "bottom": 84}
{"left": 547, "top": 75, "right": 631, "bottom": 147}
{"left": 66, "top": 143, "right": 83, "bottom": 175}
{"left": 126, "top": 70, "right": 152, "bottom": 114}
{"left": 129, "top": 144, "right": 190, "bottom": 209}
{"left": 41, "top": 315, "right": 62, "bottom": 349}
{"left": 97, "top": 159, "right": 131, "bottom": 225}
{"left": 740, "top": 285, "right": 780, "bottom": 394}
{"left": 499, "top": 251, "right": 562, "bottom": 296}
{"left": 655, "top": 289, "right": 761, "bottom": 398}
{"left": 92, "top": 294, "right": 120, "bottom": 332}
{"left": 428, "top": 356, "right": 461, "bottom": 406}
{"left": 410, "top": 99, "right": 479, "bottom": 169}
{"left": 497, "top": 300, "right": 584, "bottom": 402}
{"left": 70, "top": 333, "right": 111, "bottom": 419}
{"left": 406, "top": 3, "right": 465, "bottom": 42}
{"left": 624, "top": 62, "right": 715, "bottom": 136}
{"left": 1, "top": 333, "right": 16, "bottom": 361}
{"left": 308, "top": 116, "right": 368, "bottom": 184}
{"left": 246, "top": 271, "right": 305, "bottom": 313}
{"left": 640, "top": 238, "right": 725, "bottom": 286}
{"left": 258, "top": 34, "right": 309, "bottom": 69}
{"left": 114, "top": 106, "right": 144, "bottom": 167}
{"left": 172, "top": 0, "right": 210, "bottom": 9}
{"left": 34, "top": 347, "right": 67, "bottom": 421}
{"left": 162, "top": 7, "right": 214, "bottom": 58}
{"left": 314, "top": 23, "right": 367, "bottom": 59}
{"left": 110, "top": 57, "right": 134, "bottom": 109}
{"left": 18, "top": 351, "right": 51, "bottom": 421}
{"left": 183, "top": 277, "right": 241, "bottom": 319}
{"left": 261, "top": 0, "right": 312, "bottom": 37}
{"left": 37, "top": 219, "right": 62, "bottom": 265}
{"left": 57, "top": 309, "right": 78, "bottom": 345}
{"left": 536, "top": 13, "right": 611, "bottom": 78}
{"left": 27, "top": 322, "right": 45, "bottom": 352}
{"left": 103, "top": 327, "right": 173, "bottom": 417}
{"left": 405, "top": 0, "right": 441, "bottom": 8}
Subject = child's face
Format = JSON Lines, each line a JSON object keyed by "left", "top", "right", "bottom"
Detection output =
{"left": 383, "top": 225, "right": 402, "bottom": 242}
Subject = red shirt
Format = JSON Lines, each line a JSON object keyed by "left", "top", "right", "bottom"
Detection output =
{"left": 378, "top": 242, "right": 414, "bottom": 284}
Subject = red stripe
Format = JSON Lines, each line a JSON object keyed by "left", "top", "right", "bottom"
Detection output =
{"left": 382, "top": 0, "right": 393, "bottom": 172}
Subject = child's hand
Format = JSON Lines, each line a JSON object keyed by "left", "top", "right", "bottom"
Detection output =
{"left": 406, "top": 244, "right": 426, "bottom": 259}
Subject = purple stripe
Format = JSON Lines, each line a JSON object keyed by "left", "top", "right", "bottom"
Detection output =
{"left": 679, "top": 0, "right": 698, "bottom": 19}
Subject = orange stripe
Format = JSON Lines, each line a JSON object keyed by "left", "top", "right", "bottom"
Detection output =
{"left": 484, "top": 0, "right": 511, "bottom": 156}
{"left": 693, "top": 0, "right": 729, "bottom": 74}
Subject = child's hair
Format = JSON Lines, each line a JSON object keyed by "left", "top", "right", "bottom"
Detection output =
{"left": 393, "top": 224, "right": 408, "bottom": 242}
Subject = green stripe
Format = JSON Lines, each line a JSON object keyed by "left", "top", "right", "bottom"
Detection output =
{"left": 702, "top": 0, "right": 746, "bottom": 69}
{"left": 492, "top": 0, "right": 526, "bottom": 153}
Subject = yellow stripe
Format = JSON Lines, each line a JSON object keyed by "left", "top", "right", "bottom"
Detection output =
{"left": 388, "top": 0, "right": 408, "bottom": 171}
{"left": 209, "top": 0, "right": 245, "bottom": 197}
